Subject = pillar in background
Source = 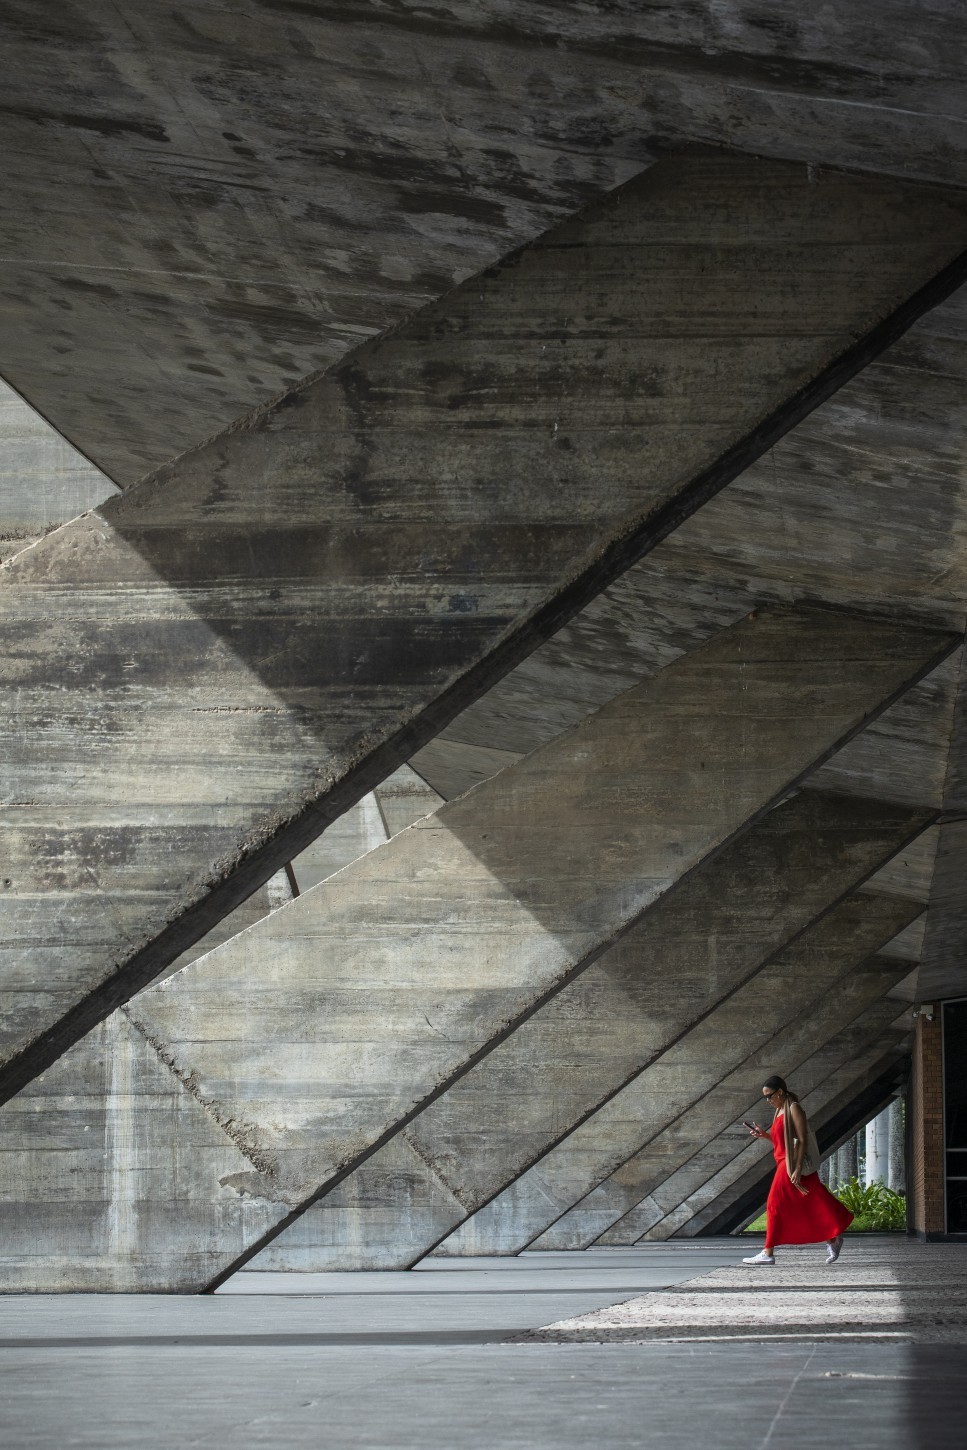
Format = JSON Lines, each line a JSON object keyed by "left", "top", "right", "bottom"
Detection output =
{"left": 889, "top": 1097, "right": 906, "bottom": 1193}
{"left": 842, "top": 1134, "right": 859, "bottom": 1180}
{"left": 909, "top": 1012, "right": 945, "bottom": 1236}
{"left": 865, "top": 1105, "right": 890, "bottom": 1185}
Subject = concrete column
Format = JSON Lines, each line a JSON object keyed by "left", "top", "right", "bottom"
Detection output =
{"left": 0, "top": 608, "right": 946, "bottom": 1290}
{"left": 643, "top": 1016, "right": 909, "bottom": 1240}
{"left": 909, "top": 1013, "right": 945, "bottom": 1235}
{"left": 439, "top": 901, "right": 916, "bottom": 1257}
{"left": 3, "top": 153, "right": 967, "bottom": 1104}
{"left": 865, "top": 1105, "right": 891, "bottom": 1185}
{"left": 889, "top": 1096, "right": 906, "bottom": 1193}
{"left": 842, "top": 1133, "right": 859, "bottom": 1181}
{"left": 254, "top": 792, "right": 926, "bottom": 1270}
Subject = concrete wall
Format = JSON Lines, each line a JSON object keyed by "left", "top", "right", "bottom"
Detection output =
{"left": 254, "top": 791, "right": 927, "bottom": 1270}
{"left": 0, "top": 607, "right": 947, "bottom": 1290}
{"left": 3, "top": 151, "right": 967, "bottom": 1107}
{"left": 5, "top": 4, "right": 967, "bottom": 484}
{"left": 0, "top": 376, "right": 117, "bottom": 560}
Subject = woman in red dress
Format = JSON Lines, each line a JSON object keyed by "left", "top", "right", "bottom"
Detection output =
{"left": 742, "top": 1075, "right": 853, "bottom": 1265}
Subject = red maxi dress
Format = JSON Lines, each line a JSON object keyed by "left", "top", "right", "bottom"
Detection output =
{"left": 765, "top": 1110, "right": 853, "bottom": 1246}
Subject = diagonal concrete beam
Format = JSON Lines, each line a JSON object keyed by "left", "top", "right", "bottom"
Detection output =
{"left": 0, "top": 607, "right": 952, "bottom": 1290}
{"left": 683, "top": 1042, "right": 911, "bottom": 1239}
{"left": 5, "top": 152, "right": 967, "bottom": 1100}
{"left": 529, "top": 943, "right": 913, "bottom": 1252}
{"left": 253, "top": 792, "right": 928, "bottom": 1271}
{"left": 598, "top": 1000, "right": 909, "bottom": 1243}
{"left": 444, "top": 896, "right": 917, "bottom": 1257}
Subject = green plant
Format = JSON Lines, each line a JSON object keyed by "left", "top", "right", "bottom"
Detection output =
{"left": 831, "top": 1176, "right": 906, "bottom": 1230}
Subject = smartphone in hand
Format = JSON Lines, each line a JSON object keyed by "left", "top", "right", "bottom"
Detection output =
{"left": 742, "top": 1120, "right": 760, "bottom": 1134}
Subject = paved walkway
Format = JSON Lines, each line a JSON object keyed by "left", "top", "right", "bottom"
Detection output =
{"left": 534, "top": 1238, "right": 967, "bottom": 1344}
{"left": 1, "top": 1241, "right": 964, "bottom": 1448}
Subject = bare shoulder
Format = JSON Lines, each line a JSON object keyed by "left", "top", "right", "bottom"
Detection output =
{"left": 789, "top": 1100, "right": 808, "bottom": 1133}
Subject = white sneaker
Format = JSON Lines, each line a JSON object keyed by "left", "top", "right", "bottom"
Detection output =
{"left": 825, "top": 1235, "right": 844, "bottom": 1264}
{"left": 742, "top": 1250, "right": 775, "bottom": 1265}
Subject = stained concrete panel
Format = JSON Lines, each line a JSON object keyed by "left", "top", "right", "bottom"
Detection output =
{"left": 0, "top": 607, "right": 950, "bottom": 1290}
{"left": 6, "top": 5, "right": 967, "bottom": 487}
{"left": 253, "top": 791, "right": 928, "bottom": 1271}
{"left": 404, "top": 285, "right": 967, "bottom": 977}
{"left": 0, "top": 377, "right": 118, "bottom": 558}
{"left": 443, "top": 901, "right": 917, "bottom": 1257}
{"left": 163, "top": 766, "right": 443, "bottom": 977}
{"left": 597, "top": 1005, "right": 910, "bottom": 1244}
{"left": 3, "top": 153, "right": 967, "bottom": 1103}
{"left": 0, "top": 1012, "right": 285, "bottom": 1292}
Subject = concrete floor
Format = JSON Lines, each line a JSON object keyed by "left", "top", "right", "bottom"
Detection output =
{"left": 1, "top": 1242, "right": 964, "bottom": 1448}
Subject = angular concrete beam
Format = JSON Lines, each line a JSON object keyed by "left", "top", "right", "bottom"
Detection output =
{"left": 530, "top": 938, "right": 913, "bottom": 1252}
{"left": 685, "top": 1042, "right": 910, "bottom": 1238}
{"left": 254, "top": 791, "right": 928, "bottom": 1271}
{"left": 5, "top": 153, "right": 967, "bottom": 1100}
{"left": 0, "top": 376, "right": 118, "bottom": 559}
{"left": 600, "top": 1000, "right": 909, "bottom": 1243}
{"left": 444, "top": 894, "right": 917, "bottom": 1256}
{"left": 1, "top": 607, "right": 950, "bottom": 1290}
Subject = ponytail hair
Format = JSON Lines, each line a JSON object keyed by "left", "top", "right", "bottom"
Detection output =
{"left": 762, "top": 1074, "right": 799, "bottom": 1103}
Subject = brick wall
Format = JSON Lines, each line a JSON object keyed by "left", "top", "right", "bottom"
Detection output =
{"left": 909, "top": 1013, "right": 945, "bottom": 1235}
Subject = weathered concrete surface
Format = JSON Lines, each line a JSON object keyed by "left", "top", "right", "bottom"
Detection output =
{"left": 9, "top": 152, "right": 964, "bottom": 1101}
{"left": 165, "top": 766, "right": 442, "bottom": 976}
{"left": 598, "top": 1006, "right": 911, "bottom": 1244}
{"left": 921, "top": 647, "right": 967, "bottom": 1001}
{"left": 0, "top": 607, "right": 949, "bottom": 1291}
{"left": 253, "top": 792, "right": 929, "bottom": 1271}
{"left": 405, "top": 281, "right": 967, "bottom": 1000}
{"left": 6, "top": 5, "right": 967, "bottom": 483}
{"left": 678, "top": 1042, "right": 911, "bottom": 1240}
{"left": 0, "top": 1011, "right": 288, "bottom": 1292}
{"left": 442, "top": 898, "right": 916, "bottom": 1258}
{"left": 0, "top": 377, "right": 117, "bottom": 560}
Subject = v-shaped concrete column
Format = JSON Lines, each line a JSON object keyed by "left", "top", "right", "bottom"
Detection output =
{"left": 595, "top": 998, "right": 910, "bottom": 1243}
{"left": 443, "top": 893, "right": 917, "bottom": 1256}
{"left": 5, "top": 152, "right": 967, "bottom": 1100}
{"left": 677, "top": 1030, "right": 910, "bottom": 1239}
{"left": 0, "top": 607, "right": 951, "bottom": 1289}
{"left": 253, "top": 792, "right": 927, "bottom": 1271}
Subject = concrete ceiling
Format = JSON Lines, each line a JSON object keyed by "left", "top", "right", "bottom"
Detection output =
{"left": 1, "top": 3, "right": 966, "bottom": 1000}
{"left": 3, "top": 2, "right": 967, "bottom": 483}
{"left": 406, "top": 286, "right": 967, "bottom": 1002}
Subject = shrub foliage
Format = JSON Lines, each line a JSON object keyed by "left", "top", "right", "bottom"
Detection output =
{"left": 830, "top": 1176, "right": 907, "bottom": 1231}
